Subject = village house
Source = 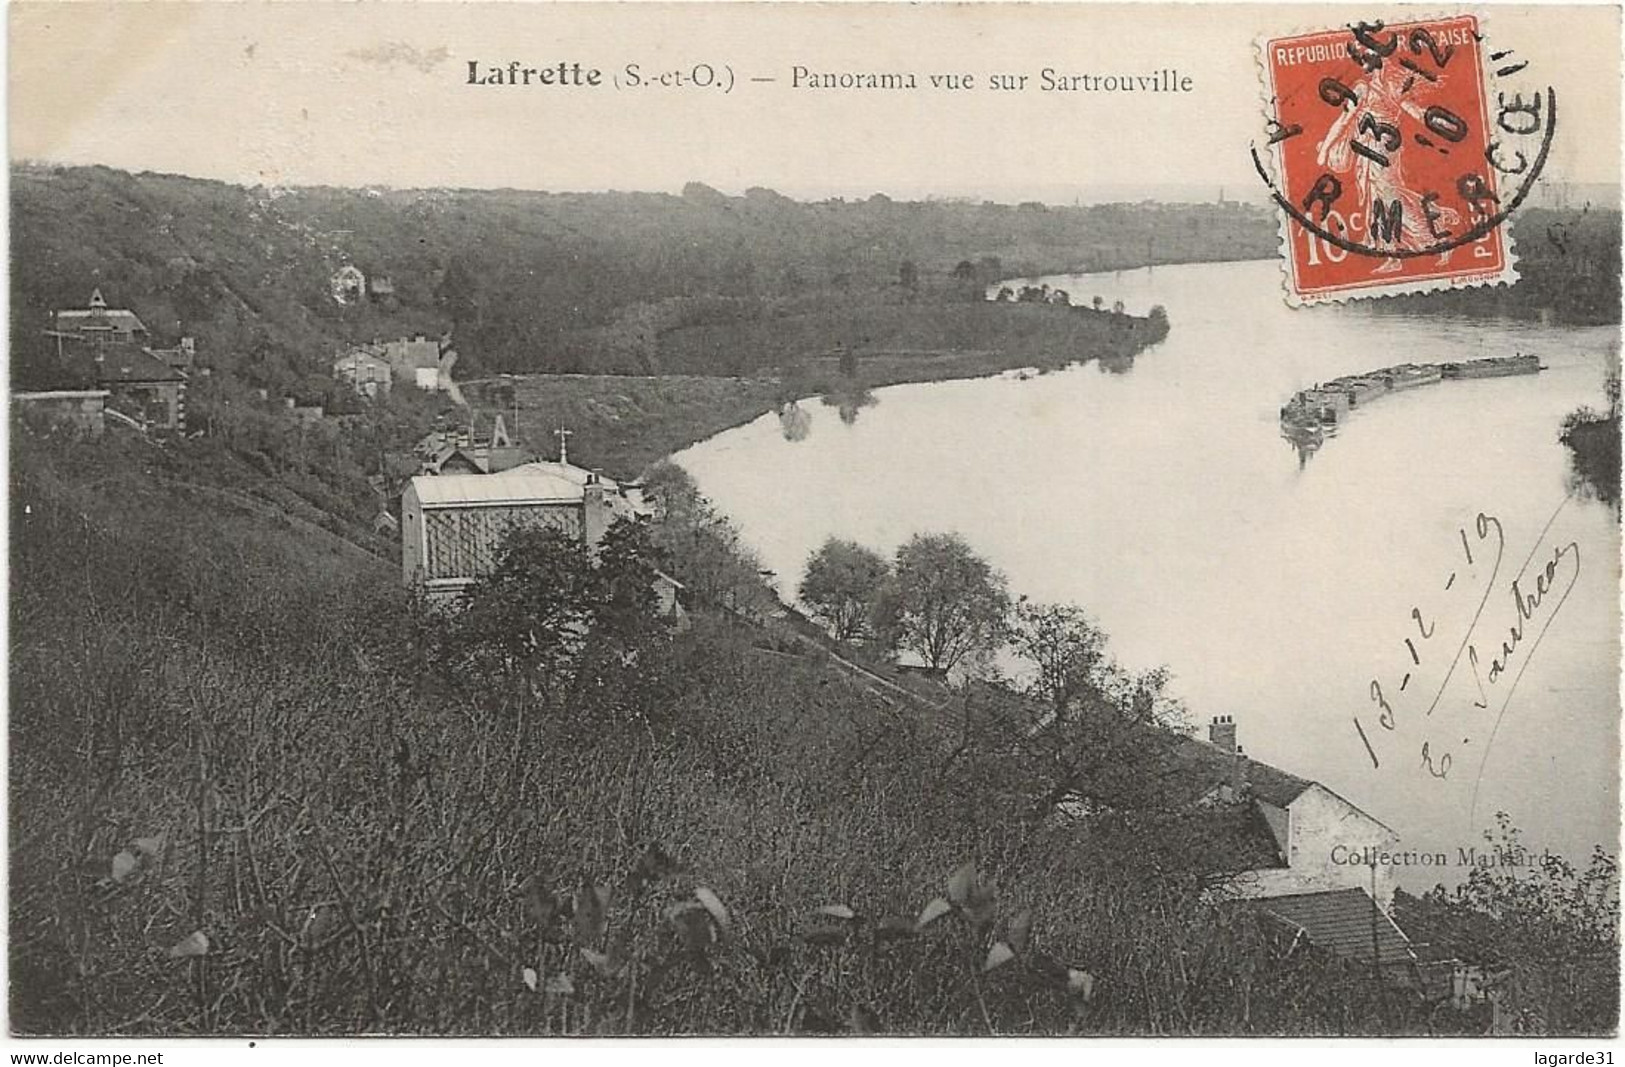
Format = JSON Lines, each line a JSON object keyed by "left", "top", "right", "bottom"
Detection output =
{"left": 385, "top": 335, "right": 457, "bottom": 391}
{"left": 335, "top": 335, "right": 459, "bottom": 394}
{"left": 413, "top": 413, "right": 529, "bottom": 475}
{"left": 52, "top": 289, "right": 149, "bottom": 346}
{"left": 1183, "top": 716, "right": 1415, "bottom": 969}
{"left": 11, "top": 390, "right": 111, "bottom": 436}
{"left": 58, "top": 341, "right": 187, "bottom": 431}
{"left": 333, "top": 348, "right": 393, "bottom": 397}
{"left": 1026, "top": 700, "right": 1417, "bottom": 973}
{"left": 399, "top": 445, "right": 684, "bottom": 622}
{"left": 331, "top": 265, "right": 367, "bottom": 304}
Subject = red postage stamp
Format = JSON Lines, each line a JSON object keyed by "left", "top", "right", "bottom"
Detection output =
{"left": 1256, "top": 14, "right": 1552, "bottom": 305}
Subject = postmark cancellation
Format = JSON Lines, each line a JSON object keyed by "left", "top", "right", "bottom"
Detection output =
{"left": 1255, "top": 14, "right": 1555, "bottom": 306}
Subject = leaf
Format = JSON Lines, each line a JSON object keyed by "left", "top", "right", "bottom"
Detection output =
{"left": 816, "top": 904, "right": 856, "bottom": 921}
{"left": 168, "top": 930, "right": 210, "bottom": 959}
{"left": 983, "top": 940, "right": 1016, "bottom": 973}
{"left": 1067, "top": 968, "right": 1096, "bottom": 1000}
{"left": 543, "top": 974, "right": 576, "bottom": 996}
{"left": 572, "top": 879, "right": 607, "bottom": 947}
{"left": 946, "top": 861, "right": 977, "bottom": 907}
{"left": 110, "top": 850, "right": 139, "bottom": 883}
{"left": 693, "top": 886, "right": 730, "bottom": 935}
{"left": 916, "top": 897, "right": 953, "bottom": 928}
{"left": 521, "top": 967, "right": 539, "bottom": 992}
{"left": 1007, "top": 907, "right": 1033, "bottom": 955}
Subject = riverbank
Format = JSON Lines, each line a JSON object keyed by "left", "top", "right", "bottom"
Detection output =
{"left": 464, "top": 300, "right": 1169, "bottom": 477}
{"left": 1562, "top": 413, "right": 1621, "bottom": 509}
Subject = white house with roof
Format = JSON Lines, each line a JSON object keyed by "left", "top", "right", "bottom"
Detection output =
{"left": 400, "top": 456, "right": 683, "bottom": 621}
{"left": 1194, "top": 715, "right": 1403, "bottom": 909}
{"left": 1178, "top": 716, "right": 1417, "bottom": 972}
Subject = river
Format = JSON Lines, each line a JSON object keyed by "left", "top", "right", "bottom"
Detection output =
{"left": 673, "top": 258, "right": 1620, "bottom": 891}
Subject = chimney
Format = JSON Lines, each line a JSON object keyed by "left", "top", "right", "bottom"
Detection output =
{"left": 1208, "top": 714, "right": 1237, "bottom": 754}
{"left": 582, "top": 476, "right": 609, "bottom": 556}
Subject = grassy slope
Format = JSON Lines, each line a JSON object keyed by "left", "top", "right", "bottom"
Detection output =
{"left": 12, "top": 428, "right": 1436, "bottom": 1037}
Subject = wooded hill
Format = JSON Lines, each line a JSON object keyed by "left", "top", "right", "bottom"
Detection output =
{"left": 11, "top": 163, "right": 1273, "bottom": 388}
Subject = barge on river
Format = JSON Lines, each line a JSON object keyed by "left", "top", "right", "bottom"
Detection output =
{"left": 1280, "top": 355, "right": 1542, "bottom": 434}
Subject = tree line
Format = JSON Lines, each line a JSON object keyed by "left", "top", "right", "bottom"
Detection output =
{"left": 799, "top": 532, "right": 1183, "bottom": 725}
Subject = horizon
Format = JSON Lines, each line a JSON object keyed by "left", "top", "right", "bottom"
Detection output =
{"left": 12, "top": 159, "right": 1620, "bottom": 212}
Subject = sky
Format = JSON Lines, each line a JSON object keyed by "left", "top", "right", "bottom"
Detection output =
{"left": 7, "top": 2, "right": 1622, "bottom": 203}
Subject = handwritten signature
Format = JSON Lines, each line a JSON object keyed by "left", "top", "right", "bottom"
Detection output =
{"left": 1352, "top": 497, "right": 1581, "bottom": 811}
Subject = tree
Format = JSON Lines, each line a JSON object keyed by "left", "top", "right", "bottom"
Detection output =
{"left": 1010, "top": 599, "right": 1106, "bottom": 721}
{"left": 898, "top": 259, "right": 919, "bottom": 292}
{"left": 436, "top": 255, "right": 481, "bottom": 327}
{"left": 1092, "top": 295, "right": 1104, "bottom": 311}
{"left": 887, "top": 533, "right": 1010, "bottom": 673}
{"left": 1112, "top": 300, "right": 1126, "bottom": 315}
{"left": 951, "top": 259, "right": 977, "bottom": 282}
{"left": 642, "top": 462, "right": 775, "bottom": 616}
{"left": 586, "top": 516, "right": 666, "bottom": 651}
{"left": 799, "top": 538, "right": 890, "bottom": 641}
{"left": 451, "top": 525, "right": 592, "bottom": 698}
{"left": 1406, "top": 814, "right": 1620, "bottom": 1034}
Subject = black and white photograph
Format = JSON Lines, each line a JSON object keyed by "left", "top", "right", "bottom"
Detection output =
{"left": 5, "top": 1, "right": 1622, "bottom": 1051}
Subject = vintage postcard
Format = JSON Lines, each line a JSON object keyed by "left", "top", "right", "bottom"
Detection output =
{"left": 6, "top": 0, "right": 1621, "bottom": 1053}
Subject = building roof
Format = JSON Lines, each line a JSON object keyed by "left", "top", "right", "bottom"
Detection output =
{"left": 384, "top": 337, "right": 443, "bottom": 369}
{"left": 1161, "top": 732, "right": 1314, "bottom": 808}
{"left": 61, "top": 343, "right": 185, "bottom": 385}
{"left": 1251, "top": 888, "right": 1415, "bottom": 967}
{"left": 335, "top": 349, "right": 391, "bottom": 368}
{"left": 55, "top": 308, "right": 149, "bottom": 335}
{"left": 409, "top": 461, "right": 630, "bottom": 507}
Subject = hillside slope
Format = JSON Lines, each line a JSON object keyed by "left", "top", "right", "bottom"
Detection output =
{"left": 12, "top": 163, "right": 1274, "bottom": 387}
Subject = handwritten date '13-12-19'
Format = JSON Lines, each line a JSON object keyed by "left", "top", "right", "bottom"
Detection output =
{"left": 1353, "top": 502, "right": 1580, "bottom": 788}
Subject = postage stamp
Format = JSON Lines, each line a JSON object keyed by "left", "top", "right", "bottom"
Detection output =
{"left": 1255, "top": 14, "right": 1554, "bottom": 305}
